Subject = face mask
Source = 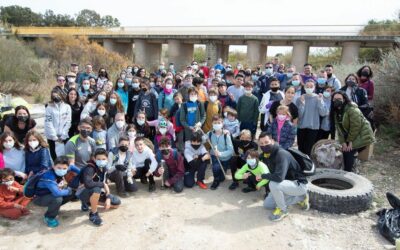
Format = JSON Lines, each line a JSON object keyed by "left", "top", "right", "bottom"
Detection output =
{"left": 291, "top": 80, "right": 300, "bottom": 87}
{"left": 95, "top": 160, "right": 108, "bottom": 168}
{"left": 3, "top": 180, "right": 14, "bottom": 186}
{"left": 53, "top": 96, "right": 61, "bottom": 103}
{"left": 159, "top": 65, "right": 165, "bottom": 70}
{"left": 277, "top": 114, "right": 287, "bottom": 121}
{"left": 223, "top": 112, "right": 228, "bottom": 117}
{"left": 190, "top": 96, "right": 198, "bottom": 102}
{"left": 133, "top": 68, "right": 139, "bottom": 73}
{"left": 317, "top": 78, "right": 326, "bottom": 85}
{"left": 80, "top": 129, "right": 90, "bottom": 138}
{"left": 97, "top": 109, "right": 106, "bottom": 116}
{"left": 244, "top": 90, "right": 252, "bottom": 95}
{"left": 246, "top": 158, "right": 257, "bottom": 167}
{"left": 54, "top": 169, "right": 68, "bottom": 177}
{"left": 305, "top": 88, "right": 314, "bottom": 95}
{"left": 118, "top": 82, "right": 125, "bottom": 88}
{"left": 83, "top": 84, "right": 90, "bottom": 90}
{"left": 213, "top": 124, "right": 223, "bottom": 131}
{"left": 265, "top": 68, "right": 273, "bottom": 75}
{"left": 119, "top": 145, "right": 128, "bottom": 152}
{"left": 361, "top": 71, "right": 369, "bottom": 77}
{"left": 175, "top": 78, "right": 182, "bottom": 85}
{"left": 128, "top": 131, "right": 136, "bottom": 138}
{"left": 29, "top": 140, "right": 39, "bottom": 149}
{"left": 3, "top": 141, "right": 14, "bottom": 149}
{"left": 346, "top": 80, "right": 356, "bottom": 88}
{"left": 110, "top": 98, "right": 117, "bottom": 105}
{"left": 286, "top": 73, "right": 293, "bottom": 78}
{"left": 116, "top": 121, "right": 125, "bottom": 129}
{"left": 126, "top": 68, "right": 132, "bottom": 73}
{"left": 240, "top": 140, "right": 251, "bottom": 147}
{"left": 161, "top": 149, "right": 170, "bottom": 156}
{"left": 209, "top": 96, "right": 217, "bottom": 102}
{"left": 98, "top": 95, "right": 106, "bottom": 103}
{"left": 261, "top": 144, "right": 274, "bottom": 154}
{"left": 68, "top": 77, "right": 76, "bottom": 83}
{"left": 333, "top": 99, "right": 344, "bottom": 109}
{"left": 17, "top": 115, "right": 28, "bottom": 122}
{"left": 270, "top": 87, "right": 279, "bottom": 92}
{"left": 191, "top": 144, "right": 201, "bottom": 150}
{"left": 163, "top": 83, "right": 172, "bottom": 90}
{"left": 159, "top": 128, "right": 167, "bottom": 135}
{"left": 137, "top": 119, "right": 145, "bottom": 126}
{"left": 323, "top": 91, "right": 331, "bottom": 98}
{"left": 169, "top": 65, "right": 174, "bottom": 70}
{"left": 251, "top": 75, "right": 258, "bottom": 81}
{"left": 120, "top": 74, "right": 126, "bottom": 79}
{"left": 132, "top": 83, "right": 140, "bottom": 89}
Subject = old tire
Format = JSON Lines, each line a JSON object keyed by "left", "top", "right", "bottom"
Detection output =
{"left": 307, "top": 168, "right": 373, "bottom": 214}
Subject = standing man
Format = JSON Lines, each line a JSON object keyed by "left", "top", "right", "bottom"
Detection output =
{"left": 77, "top": 64, "right": 96, "bottom": 85}
{"left": 325, "top": 64, "right": 341, "bottom": 91}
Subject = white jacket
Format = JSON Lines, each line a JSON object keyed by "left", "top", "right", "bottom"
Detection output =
{"left": 258, "top": 90, "right": 284, "bottom": 125}
{"left": 45, "top": 102, "right": 72, "bottom": 141}
{"left": 80, "top": 101, "right": 97, "bottom": 120}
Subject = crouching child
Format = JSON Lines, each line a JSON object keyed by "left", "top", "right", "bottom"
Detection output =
{"left": 77, "top": 148, "right": 121, "bottom": 226}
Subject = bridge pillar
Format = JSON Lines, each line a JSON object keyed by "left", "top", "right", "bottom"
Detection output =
{"left": 291, "top": 41, "right": 309, "bottom": 71}
{"left": 206, "top": 42, "right": 229, "bottom": 66}
{"left": 103, "top": 39, "right": 133, "bottom": 60}
{"left": 247, "top": 41, "right": 266, "bottom": 67}
{"left": 168, "top": 40, "right": 194, "bottom": 71}
{"left": 341, "top": 42, "right": 360, "bottom": 64}
{"left": 218, "top": 44, "right": 230, "bottom": 63}
{"left": 134, "top": 39, "right": 162, "bottom": 70}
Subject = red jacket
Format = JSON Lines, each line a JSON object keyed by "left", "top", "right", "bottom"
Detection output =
{"left": 0, "top": 182, "right": 23, "bottom": 209}
{"left": 154, "top": 149, "right": 185, "bottom": 185}
{"left": 200, "top": 66, "right": 209, "bottom": 79}
{"left": 359, "top": 80, "right": 374, "bottom": 101}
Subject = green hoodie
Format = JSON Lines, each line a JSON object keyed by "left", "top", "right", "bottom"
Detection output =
{"left": 235, "top": 161, "right": 270, "bottom": 188}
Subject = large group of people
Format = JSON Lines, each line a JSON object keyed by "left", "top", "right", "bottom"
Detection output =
{"left": 0, "top": 58, "right": 375, "bottom": 226}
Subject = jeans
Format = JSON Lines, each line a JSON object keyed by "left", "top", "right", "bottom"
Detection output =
{"left": 47, "top": 139, "right": 68, "bottom": 161}
{"left": 343, "top": 146, "right": 366, "bottom": 172}
{"left": 211, "top": 155, "right": 230, "bottom": 182}
{"left": 108, "top": 170, "right": 138, "bottom": 193}
{"left": 34, "top": 194, "right": 74, "bottom": 219}
{"left": 263, "top": 180, "right": 308, "bottom": 211}
{"left": 133, "top": 159, "right": 155, "bottom": 184}
{"left": 184, "top": 158, "right": 208, "bottom": 187}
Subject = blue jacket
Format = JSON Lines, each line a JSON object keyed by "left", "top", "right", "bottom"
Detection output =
{"left": 268, "top": 120, "right": 296, "bottom": 150}
{"left": 25, "top": 147, "right": 53, "bottom": 174}
{"left": 35, "top": 166, "right": 80, "bottom": 197}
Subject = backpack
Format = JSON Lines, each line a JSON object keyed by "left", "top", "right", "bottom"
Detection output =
{"left": 287, "top": 148, "right": 315, "bottom": 176}
{"left": 377, "top": 192, "right": 400, "bottom": 245}
{"left": 23, "top": 170, "right": 48, "bottom": 198}
{"left": 156, "top": 149, "right": 179, "bottom": 162}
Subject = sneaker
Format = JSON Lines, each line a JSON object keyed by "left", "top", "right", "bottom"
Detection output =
{"left": 141, "top": 177, "right": 148, "bottom": 184}
{"left": 228, "top": 182, "right": 239, "bottom": 190}
{"left": 89, "top": 212, "right": 103, "bottom": 226}
{"left": 196, "top": 181, "right": 207, "bottom": 189}
{"left": 210, "top": 180, "right": 220, "bottom": 190}
{"left": 149, "top": 183, "right": 156, "bottom": 192}
{"left": 81, "top": 202, "right": 89, "bottom": 212}
{"left": 44, "top": 216, "right": 59, "bottom": 228}
{"left": 297, "top": 193, "right": 310, "bottom": 211}
{"left": 242, "top": 187, "right": 256, "bottom": 193}
{"left": 269, "top": 208, "right": 288, "bottom": 222}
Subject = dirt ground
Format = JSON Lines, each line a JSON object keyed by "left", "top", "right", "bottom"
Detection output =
{"left": 0, "top": 147, "right": 399, "bottom": 250}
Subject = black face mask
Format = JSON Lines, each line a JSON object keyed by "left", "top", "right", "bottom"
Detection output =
{"left": 161, "top": 149, "right": 170, "bottom": 156}
{"left": 270, "top": 87, "right": 280, "bottom": 92}
{"left": 361, "top": 71, "right": 369, "bottom": 77}
{"left": 175, "top": 78, "right": 182, "bottom": 84}
{"left": 327, "top": 73, "right": 332, "bottom": 78}
{"left": 80, "top": 129, "right": 90, "bottom": 138}
{"left": 261, "top": 144, "right": 274, "bottom": 154}
{"left": 17, "top": 115, "right": 28, "bottom": 122}
{"left": 346, "top": 80, "right": 357, "bottom": 88}
{"left": 244, "top": 72, "right": 251, "bottom": 76}
{"left": 53, "top": 96, "right": 61, "bottom": 103}
{"left": 240, "top": 140, "right": 251, "bottom": 147}
{"left": 191, "top": 144, "right": 201, "bottom": 150}
{"left": 119, "top": 145, "right": 128, "bottom": 152}
{"left": 333, "top": 99, "right": 344, "bottom": 110}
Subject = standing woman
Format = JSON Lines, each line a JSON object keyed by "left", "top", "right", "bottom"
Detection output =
{"left": 3, "top": 105, "right": 36, "bottom": 144}
{"left": 24, "top": 131, "right": 52, "bottom": 177}
{"left": 356, "top": 65, "right": 374, "bottom": 103}
{"left": 158, "top": 78, "right": 177, "bottom": 111}
{"left": 269, "top": 86, "right": 299, "bottom": 125}
{"left": 331, "top": 91, "right": 375, "bottom": 172}
{"left": 115, "top": 78, "right": 129, "bottom": 113}
{"left": 108, "top": 92, "right": 125, "bottom": 126}
{"left": 66, "top": 89, "right": 83, "bottom": 138}
{"left": 45, "top": 90, "right": 72, "bottom": 160}
{"left": 97, "top": 68, "right": 109, "bottom": 90}
{"left": 0, "top": 132, "right": 26, "bottom": 181}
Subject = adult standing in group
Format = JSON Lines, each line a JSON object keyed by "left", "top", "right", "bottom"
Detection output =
{"left": 77, "top": 64, "right": 96, "bottom": 85}
{"left": 356, "top": 65, "right": 375, "bottom": 103}
{"left": 45, "top": 90, "right": 72, "bottom": 160}
{"left": 269, "top": 86, "right": 299, "bottom": 125}
{"left": 107, "top": 113, "right": 127, "bottom": 150}
{"left": 66, "top": 89, "right": 83, "bottom": 138}
{"left": 324, "top": 64, "right": 341, "bottom": 91}
{"left": 331, "top": 91, "right": 375, "bottom": 172}
{"left": 300, "top": 63, "right": 317, "bottom": 84}
{"left": 52, "top": 75, "right": 69, "bottom": 101}
{"left": 3, "top": 105, "right": 36, "bottom": 144}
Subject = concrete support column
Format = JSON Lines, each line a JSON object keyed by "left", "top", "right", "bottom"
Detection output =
{"left": 291, "top": 41, "right": 310, "bottom": 71}
{"left": 218, "top": 44, "right": 230, "bottom": 63}
{"left": 341, "top": 42, "right": 360, "bottom": 65}
{"left": 168, "top": 40, "right": 194, "bottom": 71}
{"left": 134, "top": 39, "right": 162, "bottom": 70}
{"left": 103, "top": 39, "right": 133, "bottom": 60}
{"left": 247, "top": 41, "right": 266, "bottom": 67}
{"left": 206, "top": 41, "right": 218, "bottom": 66}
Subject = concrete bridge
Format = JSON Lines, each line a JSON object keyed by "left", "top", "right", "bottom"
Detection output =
{"left": 11, "top": 26, "right": 400, "bottom": 70}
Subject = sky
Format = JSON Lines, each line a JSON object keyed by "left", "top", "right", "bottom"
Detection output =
{"left": 2, "top": 0, "right": 400, "bottom": 55}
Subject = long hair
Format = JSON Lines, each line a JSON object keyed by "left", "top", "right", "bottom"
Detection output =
{"left": 356, "top": 65, "right": 373, "bottom": 79}
{"left": 13, "top": 105, "right": 34, "bottom": 127}
{"left": 0, "top": 132, "right": 23, "bottom": 152}
{"left": 330, "top": 90, "right": 353, "bottom": 123}
{"left": 109, "top": 92, "right": 125, "bottom": 113}
{"left": 114, "top": 78, "right": 128, "bottom": 92}
{"left": 24, "top": 130, "right": 48, "bottom": 150}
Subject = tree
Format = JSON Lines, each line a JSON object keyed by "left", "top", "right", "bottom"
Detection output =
{"left": 75, "top": 9, "right": 101, "bottom": 27}
{"left": 101, "top": 15, "right": 120, "bottom": 27}
{"left": 0, "top": 5, "right": 42, "bottom": 26}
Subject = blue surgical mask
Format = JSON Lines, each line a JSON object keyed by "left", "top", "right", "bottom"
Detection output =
{"left": 54, "top": 169, "right": 68, "bottom": 177}
{"left": 305, "top": 88, "right": 315, "bottom": 95}
{"left": 291, "top": 80, "right": 300, "bottom": 87}
{"left": 317, "top": 78, "right": 326, "bottom": 85}
{"left": 83, "top": 84, "right": 90, "bottom": 90}
{"left": 286, "top": 73, "right": 293, "bottom": 78}
{"left": 132, "top": 83, "right": 140, "bottom": 89}
{"left": 246, "top": 158, "right": 257, "bottom": 168}
{"left": 118, "top": 82, "right": 125, "bottom": 89}
{"left": 95, "top": 160, "right": 108, "bottom": 168}
{"left": 265, "top": 68, "right": 273, "bottom": 75}
{"left": 110, "top": 98, "right": 117, "bottom": 105}
{"left": 323, "top": 91, "right": 331, "bottom": 98}
{"left": 251, "top": 75, "right": 258, "bottom": 81}
{"left": 98, "top": 95, "right": 106, "bottom": 103}
{"left": 125, "top": 79, "right": 132, "bottom": 84}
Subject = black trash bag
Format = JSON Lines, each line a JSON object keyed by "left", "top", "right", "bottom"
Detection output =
{"left": 376, "top": 192, "right": 400, "bottom": 245}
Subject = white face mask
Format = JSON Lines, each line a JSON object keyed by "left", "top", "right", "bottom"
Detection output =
{"left": 209, "top": 96, "right": 218, "bottom": 103}
{"left": 132, "top": 83, "right": 140, "bottom": 89}
{"left": 29, "top": 140, "right": 39, "bottom": 149}
{"left": 165, "top": 84, "right": 173, "bottom": 90}
{"left": 190, "top": 96, "right": 198, "bottom": 102}
{"left": 305, "top": 88, "right": 315, "bottom": 95}
{"left": 116, "top": 121, "right": 125, "bottom": 129}
{"left": 159, "top": 128, "right": 167, "bottom": 135}
{"left": 213, "top": 124, "right": 223, "bottom": 131}
{"left": 3, "top": 141, "right": 14, "bottom": 150}
{"left": 137, "top": 119, "right": 145, "bottom": 126}
{"left": 244, "top": 90, "right": 252, "bottom": 95}
{"left": 224, "top": 112, "right": 228, "bottom": 117}
{"left": 128, "top": 131, "right": 136, "bottom": 138}
{"left": 3, "top": 180, "right": 14, "bottom": 186}
{"left": 97, "top": 109, "right": 106, "bottom": 116}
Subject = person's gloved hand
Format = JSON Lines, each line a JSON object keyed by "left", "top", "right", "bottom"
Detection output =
{"left": 115, "top": 164, "right": 127, "bottom": 172}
